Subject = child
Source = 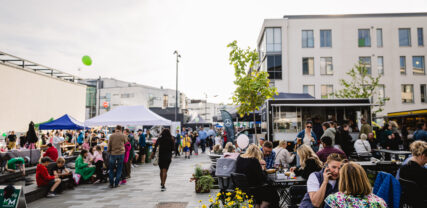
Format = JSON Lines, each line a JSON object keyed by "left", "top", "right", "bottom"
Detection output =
{"left": 182, "top": 133, "right": 192, "bottom": 159}
{"left": 82, "top": 139, "right": 90, "bottom": 151}
{"left": 36, "top": 157, "right": 61, "bottom": 197}
{"left": 120, "top": 141, "right": 131, "bottom": 185}
{"left": 51, "top": 157, "right": 73, "bottom": 190}
{"left": 93, "top": 145, "right": 106, "bottom": 183}
{"left": 5, "top": 156, "right": 27, "bottom": 176}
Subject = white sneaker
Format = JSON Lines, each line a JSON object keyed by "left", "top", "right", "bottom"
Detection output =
{"left": 47, "top": 192, "right": 56, "bottom": 198}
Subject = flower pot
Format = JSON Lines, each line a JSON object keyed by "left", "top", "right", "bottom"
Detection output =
{"left": 195, "top": 179, "right": 211, "bottom": 193}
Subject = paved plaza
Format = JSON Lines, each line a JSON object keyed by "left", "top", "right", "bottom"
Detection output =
{"left": 29, "top": 153, "right": 217, "bottom": 208}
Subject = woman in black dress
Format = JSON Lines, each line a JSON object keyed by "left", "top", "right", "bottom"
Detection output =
{"left": 151, "top": 128, "right": 174, "bottom": 191}
{"left": 235, "top": 144, "right": 279, "bottom": 208}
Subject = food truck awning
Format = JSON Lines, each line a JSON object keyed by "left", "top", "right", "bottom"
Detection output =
{"left": 271, "top": 103, "right": 372, "bottom": 107}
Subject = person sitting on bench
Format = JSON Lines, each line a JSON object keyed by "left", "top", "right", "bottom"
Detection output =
{"left": 43, "top": 143, "right": 58, "bottom": 162}
{"left": 4, "top": 156, "right": 28, "bottom": 176}
{"left": 36, "top": 157, "right": 61, "bottom": 198}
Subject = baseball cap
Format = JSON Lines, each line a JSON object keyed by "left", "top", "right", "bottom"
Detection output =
{"left": 259, "top": 138, "right": 265, "bottom": 141}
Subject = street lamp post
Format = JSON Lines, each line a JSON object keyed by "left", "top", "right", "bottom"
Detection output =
{"left": 173, "top": 51, "right": 181, "bottom": 122}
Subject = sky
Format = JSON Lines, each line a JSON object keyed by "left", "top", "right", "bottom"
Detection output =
{"left": 1, "top": 0, "right": 426, "bottom": 104}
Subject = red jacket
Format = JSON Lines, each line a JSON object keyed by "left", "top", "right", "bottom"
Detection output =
{"left": 43, "top": 146, "right": 58, "bottom": 162}
{"left": 36, "top": 164, "right": 55, "bottom": 186}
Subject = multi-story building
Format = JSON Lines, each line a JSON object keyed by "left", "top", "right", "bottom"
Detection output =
{"left": 85, "top": 78, "right": 187, "bottom": 119}
{"left": 186, "top": 99, "right": 220, "bottom": 123}
{"left": 257, "top": 13, "right": 427, "bottom": 118}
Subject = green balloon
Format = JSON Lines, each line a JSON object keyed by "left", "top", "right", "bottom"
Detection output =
{"left": 82, "top": 55, "right": 92, "bottom": 66}
{"left": 2, "top": 133, "right": 6, "bottom": 137}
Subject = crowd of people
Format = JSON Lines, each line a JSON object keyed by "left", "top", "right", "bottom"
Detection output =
{"left": 209, "top": 119, "right": 427, "bottom": 208}
{"left": 1, "top": 119, "right": 427, "bottom": 205}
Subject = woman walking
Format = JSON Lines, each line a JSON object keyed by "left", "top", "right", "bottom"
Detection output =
{"left": 151, "top": 129, "right": 174, "bottom": 191}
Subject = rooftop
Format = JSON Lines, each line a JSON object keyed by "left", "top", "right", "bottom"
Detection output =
{"left": 0, "top": 50, "right": 80, "bottom": 83}
{"left": 283, "top": 12, "right": 427, "bottom": 19}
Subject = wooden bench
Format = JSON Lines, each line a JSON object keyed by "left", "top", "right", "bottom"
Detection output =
{"left": 0, "top": 166, "right": 37, "bottom": 184}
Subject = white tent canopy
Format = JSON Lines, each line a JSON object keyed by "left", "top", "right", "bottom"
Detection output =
{"left": 84, "top": 105, "right": 172, "bottom": 127}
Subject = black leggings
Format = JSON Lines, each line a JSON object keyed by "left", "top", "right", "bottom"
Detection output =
{"left": 95, "top": 160, "right": 104, "bottom": 181}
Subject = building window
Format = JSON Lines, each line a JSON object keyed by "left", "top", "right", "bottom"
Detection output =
{"left": 320, "top": 57, "right": 333, "bottom": 75}
{"left": 377, "top": 85, "right": 385, "bottom": 100}
{"left": 266, "top": 28, "right": 282, "bottom": 52}
{"left": 303, "top": 85, "right": 315, "bottom": 97}
{"left": 400, "top": 56, "right": 406, "bottom": 74}
{"left": 302, "top": 57, "right": 314, "bottom": 75}
{"left": 321, "top": 85, "right": 333, "bottom": 99}
{"left": 162, "top": 94, "right": 168, "bottom": 109}
{"left": 421, "top": 84, "right": 427, "bottom": 103}
{"left": 413, "top": 56, "right": 425, "bottom": 75}
{"left": 376, "top": 28, "right": 383, "bottom": 47}
{"left": 302, "top": 30, "right": 314, "bottom": 48}
{"left": 399, "top": 28, "right": 411, "bottom": 47}
{"left": 359, "top": 57, "right": 372, "bottom": 74}
{"left": 320, "top": 30, "right": 332, "bottom": 47}
{"left": 120, "top": 93, "right": 134, "bottom": 98}
{"left": 377, "top": 56, "right": 384, "bottom": 75}
{"left": 358, "top": 29, "right": 371, "bottom": 47}
{"left": 267, "top": 55, "right": 282, "bottom": 80}
{"left": 401, "top": 84, "right": 414, "bottom": 103}
{"left": 417, "top": 28, "right": 424, "bottom": 46}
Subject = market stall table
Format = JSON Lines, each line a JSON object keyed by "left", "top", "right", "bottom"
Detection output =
{"left": 270, "top": 175, "right": 306, "bottom": 207}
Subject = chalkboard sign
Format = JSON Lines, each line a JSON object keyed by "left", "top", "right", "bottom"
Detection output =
{"left": 0, "top": 185, "right": 21, "bottom": 208}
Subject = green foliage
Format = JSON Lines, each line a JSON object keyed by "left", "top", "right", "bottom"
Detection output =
{"left": 194, "top": 165, "right": 204, "bottom": 179}
{"left": 334, "top": 63, "right": 390, "bottom": 113}
{"left": 227, "top": 40, "right": 278, "bottom": 118}
{"left": 196, "top": 175, "right": 214, "bottom": 193}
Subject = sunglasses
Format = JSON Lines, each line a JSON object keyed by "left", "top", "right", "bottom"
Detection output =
{"left": 306, "top": 126, "right": 312, "bottom": 128}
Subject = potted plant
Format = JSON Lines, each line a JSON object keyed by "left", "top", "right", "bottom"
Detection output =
{"left": 191, "top": 165, "right": 213, "bottom": 193}
{"left": 198, "top": 188, "right": 255, "bottom": 208}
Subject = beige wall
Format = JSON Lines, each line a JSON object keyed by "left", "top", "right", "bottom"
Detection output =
{"left": 0, "top": 63, "right": 86, "bottom": 132}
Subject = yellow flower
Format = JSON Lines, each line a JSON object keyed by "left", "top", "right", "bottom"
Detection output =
{"left": 217, "top": 192, "right": 221, "bottom": 197}
{"left": 248, "top": 199, "right": 253, "bottom": 204}
{"left": 225, "top": 197, "right": 231, "bottom": 201}
{"left": 242, "top": 206, "right": 247, "bottom": 208}
{"left": 248, "top": 204, "right": 254, "bottom": 208}
{"left": 199, "top": 200, "right": 202, "bottom": 203}
{"left": 202, "top": 205, "right": 207, "bottom": 208}
{"left": 209, "top": 199, "right": 213, "bottom": 203}
{"left": 226, "top": 192, "right": 232, "bottom": 196}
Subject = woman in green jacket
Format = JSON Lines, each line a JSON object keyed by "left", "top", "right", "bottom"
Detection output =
{"left": 75, "top": 149, "right": 95, "bottom": 181}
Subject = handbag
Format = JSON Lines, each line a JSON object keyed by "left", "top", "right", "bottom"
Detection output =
{"left": 153, "top": 145, "right": 160, "bottom": 166}
{"left": 73, "top": 172, "right": 81, "bottom": 185}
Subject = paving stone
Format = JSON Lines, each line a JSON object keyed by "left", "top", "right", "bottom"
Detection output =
{"left": 28, "top": 153, "right": 217, "bottom": 208}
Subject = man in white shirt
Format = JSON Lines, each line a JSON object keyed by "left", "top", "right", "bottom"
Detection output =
{"left": 300, "top": 153, "right": 345, "bottom": 208}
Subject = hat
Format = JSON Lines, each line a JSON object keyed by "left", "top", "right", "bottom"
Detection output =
{"left": 137, "top": 129, "right": 143, "bottom": 132}
{"left": 259, "top": 138, "right": 265, "bottom": 141}
{"left": 41, "top": 157, "right": 53, "bottom": 163}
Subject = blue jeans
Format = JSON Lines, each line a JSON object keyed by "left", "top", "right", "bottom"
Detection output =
{"left": 109, "top": 154, "right": 124, "bottom": 186}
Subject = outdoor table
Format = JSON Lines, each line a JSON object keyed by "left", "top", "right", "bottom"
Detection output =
{"left": 373, "top": 149, "right": 411, "bottom": 161}
{"left": 269, "top": 175, "right": 306, "bottom": 208}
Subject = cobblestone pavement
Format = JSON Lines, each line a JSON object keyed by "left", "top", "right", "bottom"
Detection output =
{"left": 29, "top": 153, "right": 217, "bottom": 208}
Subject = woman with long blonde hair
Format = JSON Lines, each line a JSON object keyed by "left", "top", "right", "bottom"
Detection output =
{"left": 325, "top": 162, "right": 386, "bottom": 207}
{"left": 235, "top": 144, "right": 278, "bottom": 208}
{"left": 291, "top": 144, "right": 323, "bottom": 179}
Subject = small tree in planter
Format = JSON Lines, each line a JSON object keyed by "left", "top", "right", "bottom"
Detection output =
{"left": 191, "top": 165, "right": 214, "bottom": 193}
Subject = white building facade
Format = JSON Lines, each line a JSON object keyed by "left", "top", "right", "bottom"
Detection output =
{"left": 96, "top": 78, "right": 187, "bottom": 115}
{"left": 0, "top": 52, "right": 86, "bottom": 132}
{"left": 257, "top": 13, "right": 427, "bottom": 117}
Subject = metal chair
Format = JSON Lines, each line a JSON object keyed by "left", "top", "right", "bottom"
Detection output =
{"left": 287, "top": 185, "right": 307, "bottom": 208}
{"left": 399, "top": 178, "right": 427, "bottom": 208}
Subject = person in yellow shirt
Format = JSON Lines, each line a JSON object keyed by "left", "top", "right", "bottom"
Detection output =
{"left": 182, "top": 133, "right": 192, "bottom": 159}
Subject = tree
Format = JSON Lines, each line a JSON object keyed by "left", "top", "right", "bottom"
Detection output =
{"left": 227, "top": 40, "right": 278, "bottom": 142}
{"left": 334, "top": 63, "right": 389, "bottom": 114}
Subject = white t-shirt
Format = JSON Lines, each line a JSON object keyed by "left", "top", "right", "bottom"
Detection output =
{"left": 215, "top": 136, "right": 222, "bottom": 146}
{"left": 307, "top": 172, "right": 337, "bottom": 193}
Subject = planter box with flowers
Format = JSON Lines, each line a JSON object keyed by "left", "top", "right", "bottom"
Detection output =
{"left": 199, "top": 188, "right": 255, "bottom": 208}
{"left": 190, "top": 165, "right": 214, "bottom": 193}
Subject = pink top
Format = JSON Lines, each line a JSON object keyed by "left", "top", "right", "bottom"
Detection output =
{"left": 93, "top": 151, "right": 103, "bottom": 163}
{"left": 82, "top": 142, "right": 90, "bottom": 150}
{"left": 123, "top": 142, "right": 131, "bottom": 163}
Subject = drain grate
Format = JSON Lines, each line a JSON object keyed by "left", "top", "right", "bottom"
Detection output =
{"left": 156, "top": 202, "right": 188, "bottom": 208}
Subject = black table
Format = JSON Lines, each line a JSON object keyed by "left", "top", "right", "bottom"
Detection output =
{"left": 270, "top": 175, "right": 306, "bottom": 207}
{"left": 373, "top": 149, "right": 411, "bottom": 160}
